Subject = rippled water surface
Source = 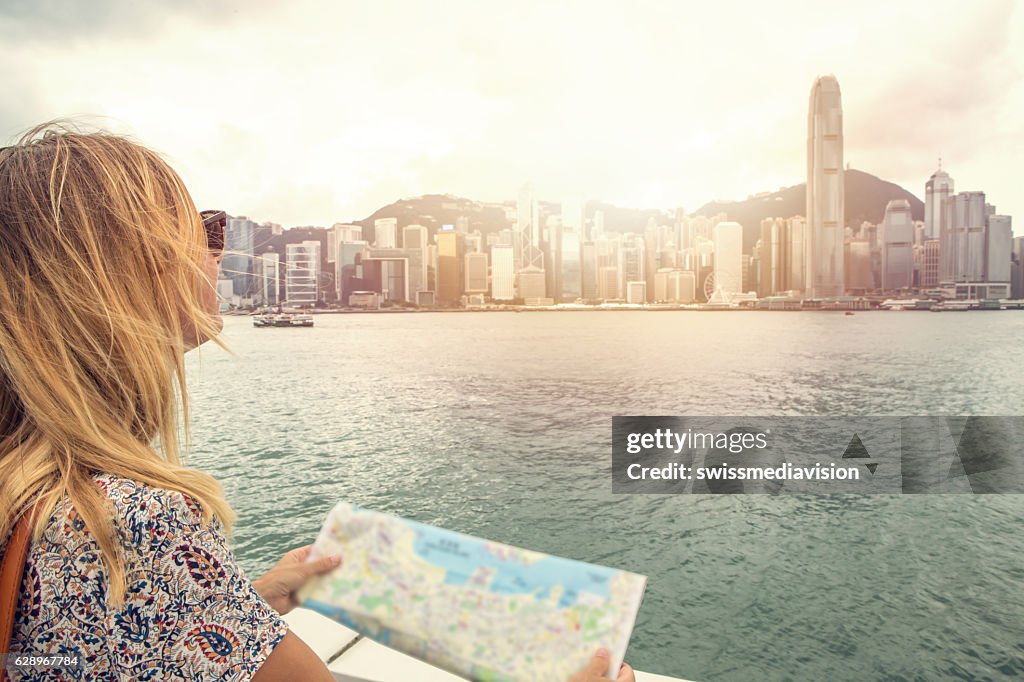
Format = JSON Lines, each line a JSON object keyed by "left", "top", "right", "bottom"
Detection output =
{"left": 185, "top": 311, "right": 1024, "bottom": 681}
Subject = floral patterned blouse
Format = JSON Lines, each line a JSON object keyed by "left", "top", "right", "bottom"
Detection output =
{"left": 6, "top": 474, "right": 288, "bottom": 680}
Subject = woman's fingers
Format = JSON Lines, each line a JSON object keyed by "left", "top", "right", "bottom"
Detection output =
{"left": 302, "top": 554, "right": 342, "bottom": 578}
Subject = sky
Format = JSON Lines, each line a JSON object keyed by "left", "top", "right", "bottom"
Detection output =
{"left": 1, "top": 0, "right": 1021, "bottom": 228}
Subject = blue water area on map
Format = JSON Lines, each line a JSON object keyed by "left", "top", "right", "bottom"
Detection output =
{"left": 406, "top": 517, "right": 615, "bottom": 607}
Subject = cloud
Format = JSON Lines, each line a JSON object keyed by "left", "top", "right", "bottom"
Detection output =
{"left": 1, "top": 0, "right": 1021, "bottom": 226}
{"left": 0, "top": 0, "right": 253, "bottom": 43}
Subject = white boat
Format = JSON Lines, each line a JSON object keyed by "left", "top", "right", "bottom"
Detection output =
{"left": 930, "top": 301, "right": 972, "bottom": 312}
{"left": 253, "top": 312, "right": 314, "bottom": 327}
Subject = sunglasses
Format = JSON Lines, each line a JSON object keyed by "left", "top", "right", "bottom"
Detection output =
{"left": 200, "top": 210, "right": 226, "bottom": 254}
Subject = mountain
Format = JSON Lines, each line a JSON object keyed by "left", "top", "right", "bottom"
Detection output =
{"left": 695, "top": 168, "right": 924, "bottom": 251}
{"left": 360, "top": 194, "right": 512, "bottom": 243}
{"left": 356, "top": 169, "right": 924, "bottom": 251}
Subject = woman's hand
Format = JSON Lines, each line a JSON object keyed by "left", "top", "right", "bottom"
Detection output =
{"left": 253, "top": 545, "right": 342, "bottom": 615}
{"left": 569, "top": 648, "right": 636, "bottom": 682}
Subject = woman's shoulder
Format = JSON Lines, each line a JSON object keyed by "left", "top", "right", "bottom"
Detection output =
{"left": 80, "top": 471, "right": 219, "bottom": 560}
{"left": 91, "top": 472, "right": 208, "bottom": 525}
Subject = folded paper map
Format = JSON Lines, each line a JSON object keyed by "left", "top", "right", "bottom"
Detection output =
{"left": 297, "top": 502, "right": 647, "bottom": 681}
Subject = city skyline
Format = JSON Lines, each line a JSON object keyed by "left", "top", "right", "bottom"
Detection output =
{"left": 1, "top": 1, "right": 1021, "bottom": 227}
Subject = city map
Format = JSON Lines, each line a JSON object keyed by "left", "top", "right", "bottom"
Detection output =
{"left": 298, "top": 502, "right": 647, "bottom": 681}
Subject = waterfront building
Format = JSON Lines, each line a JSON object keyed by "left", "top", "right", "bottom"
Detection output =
{"left": 546, "top": 214, "right": 561, "bottom": 299}
{"left": 464, "top": 251, "right": 489, "bottom": 295}
{"left": 490, "top": 245, "right": 515, "bottom": 301}
{"left": 806, "top": 75, "right": 845, "bottom": 297}
{"left": 373, "top": 218, "right": 399, "bottom": 302}
{"left": 580, "top": 241, "right": 599, "bottom": 300}
{"left": 255, "top": 251, "right": 281, "bottom": 306}
{"left": 881, "top": 199, "right": 915, "bottom": 290}
{"left": 654, "top": 268, "right": 696, "bottom": 303}
{"left": 426, "top": 243, "right": 438, "bottom": 292}
{"left": 224, "top": 215, "right": 257, "bottom": 297}
{"left": 517, "top": 266, "right": 546, "bottom": 300}
{"left": 940, "top": 191, "right": 1013, "bottom": 298}
{"left": 560, "top": 226, "right": 582, "bottom": 302}
{"left": 925, "top": 163, "right": 954, "bottom": 240}
{"left": 844, "top": 241, "right": 873, "bottom": 293}
{"left": 758, "top": 218, "right": 789, "bottom": 296}
{"left": 516, "top": 183, "right": 542, "bottom": 269}
{"left": 677, "top": 270, "right": 697, "bottom": 303}
{"left": 598, "top": 265, "right": 619, "bottom": 300}
{"left": 626, "top": 281, "right": 646, "bottom": 304}
{"left": 337, "top": 240, "right": 369, "bottom": 302}
{"left": 1012, "top": 237, "right": 1024, "bottom": 299}
{"left": 987, "top": 214, "right": 1012, "bottom": 285}
{"left": 328, "top": 225, "right": 360, "bottom": 280}
{"left": 941, "top": 191, "right": 985, "bottom": 284}
{"left": 437, "top": 229, "right": 465, "bottom": 305}
{"left": 348, "top": 291, "right": 380, "bottom": 309}
{"left": 712, "top": 221, "right": 743, "bottom": 299}
{"left": 618, "top": 235, "right": 645, "bottom": 302}
{"left": 363, "top": 248, "right": 411, "bottom": 302}
{"left": 789, "top": 216, "right": 806, "bottom": 292}
{"left": 654, "top": 268, "right": 674, "bottom": 302}
{"left": 285, "top": 241, "right": 320, "bottom": 307}
{"left": 921, "top": 239, "right": 940, "bottom": 289}
{"left": 402, "top": 224, "right": 428, "bottom": 300}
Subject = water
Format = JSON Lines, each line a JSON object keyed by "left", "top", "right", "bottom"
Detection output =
{"left": 185, "top": 311, "right": 1024, "bottom": 681}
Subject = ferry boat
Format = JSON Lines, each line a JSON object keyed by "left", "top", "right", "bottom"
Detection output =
{"left": 253, "top": 312, "right": 314, "bottom": 327}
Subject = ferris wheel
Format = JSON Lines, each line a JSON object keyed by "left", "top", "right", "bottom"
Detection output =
{"left": 703, "top": 272, "right": 715, "bottom": 300}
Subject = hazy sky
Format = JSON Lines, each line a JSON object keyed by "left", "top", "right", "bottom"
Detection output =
{"left": 2, "top": 0, "right": 1021, "bottom": 227}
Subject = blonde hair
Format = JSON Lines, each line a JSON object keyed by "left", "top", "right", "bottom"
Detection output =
{"left": 0, "top": 122, "right": 234, "bottom": 606}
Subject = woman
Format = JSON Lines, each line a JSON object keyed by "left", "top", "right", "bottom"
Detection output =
{"left": 0, "top": 125, "right": 634, "bottom": 682}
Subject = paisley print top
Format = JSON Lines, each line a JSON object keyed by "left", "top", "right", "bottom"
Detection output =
{"left": 5, "top": 474, "right": 288, "bottom": 680}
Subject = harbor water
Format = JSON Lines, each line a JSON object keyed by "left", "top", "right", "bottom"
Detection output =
{"left": 185, "top": 311, "right": 1024, "bottom": 681}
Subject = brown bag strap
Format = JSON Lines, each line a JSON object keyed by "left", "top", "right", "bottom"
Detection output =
{"left": 0, "top": 502, "right": 42, "bottom": 678}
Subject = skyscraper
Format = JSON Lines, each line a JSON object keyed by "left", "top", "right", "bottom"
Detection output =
{"left": 464, "top": 251, "right": 489, "bottom": 295}
{"left": 285, "top": 241, "right": 320, "bottom": 307}
{"left": 490, "top": 246, "right": 515, "bottom": 301}
{"left": 402, "top": 224, "right": 428, "bottom": 300}
{"left": 560, "top": 226, "right": 581, "bottom": 302}
{"left": 806, "top": 75, "right": 845, "bottom": 297}
{"left": 880, "top": 199, "right": 914, "bottom": 290}
{"left": 437, "top": 229, "right": 465, "bottom": 305}
{"left": 925, "top": 163, "right": 953, "bottom": 241}
{"left": 374, "top": 218, "right": 397, "bottom": 248}
{"left": 712, "top": 221, "right": 743, "bottom": 300}
{"left": 516, "top": 183, "right": 542, "bottom": 270}
{"left": 224, "top": 215, "right": 257, "bottom": 297}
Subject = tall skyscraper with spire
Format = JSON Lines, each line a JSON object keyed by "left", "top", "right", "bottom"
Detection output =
{"left": 925, "top": 161, "right": 953, "bottom": 241}
{"left": 805, "top": 75, "right": 845, "bottom": 297}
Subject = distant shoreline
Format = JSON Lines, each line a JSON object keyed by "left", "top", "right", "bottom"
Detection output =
{"left": 224, "top": 306, "right": 1023, "bottom": 315}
